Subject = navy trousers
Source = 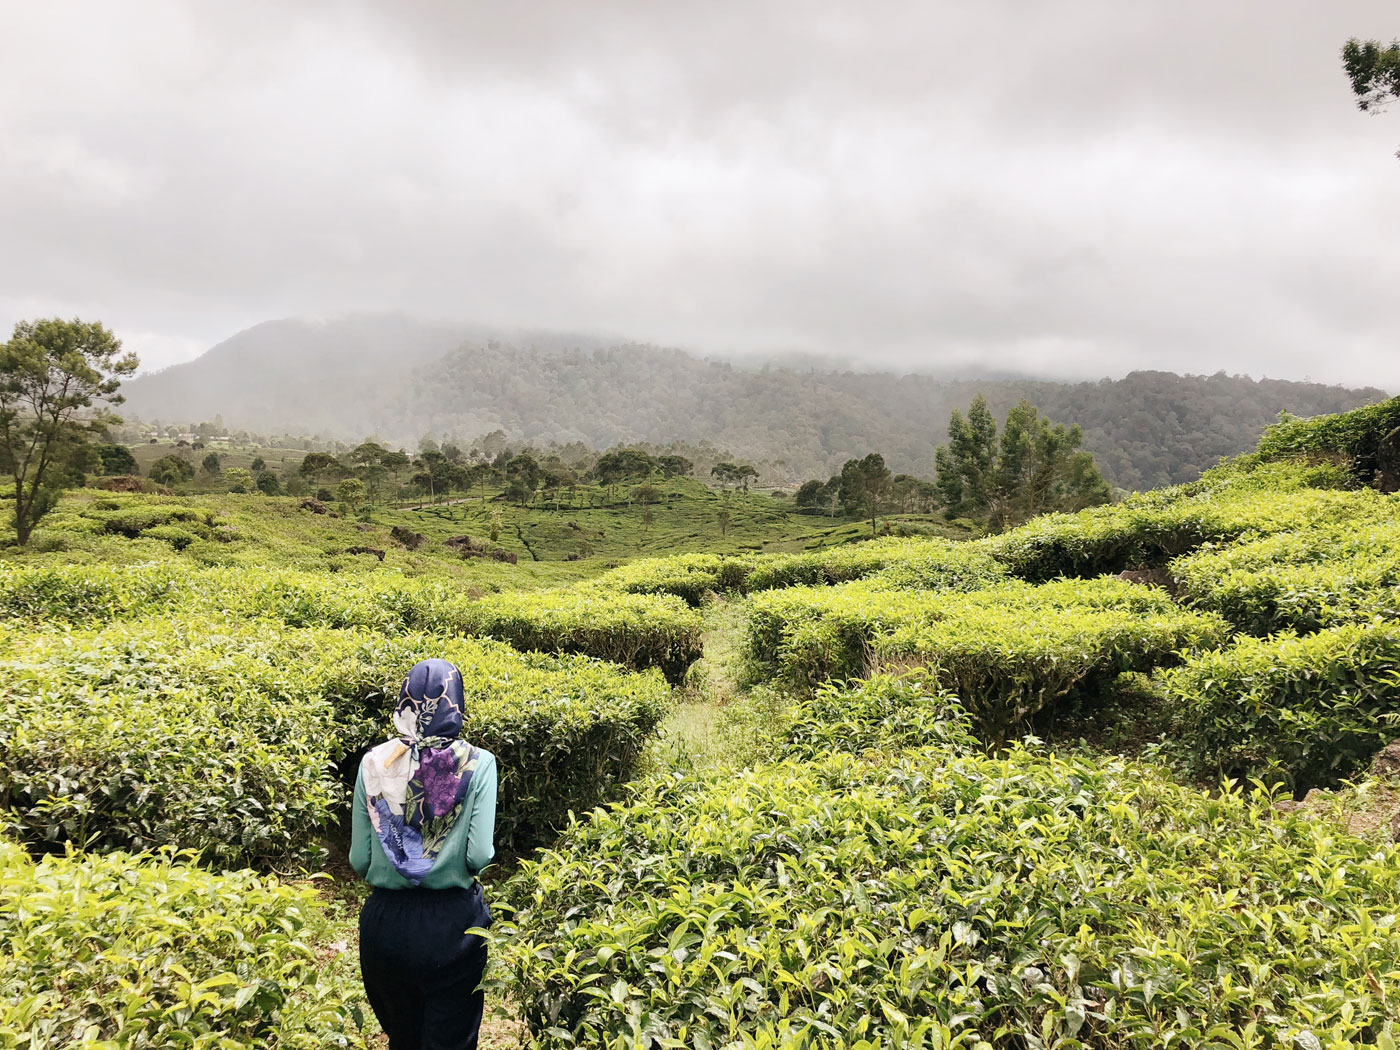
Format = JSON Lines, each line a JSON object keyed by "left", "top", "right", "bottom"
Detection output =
{"left": 359, "top": 883, "right": 492, "bottom": 1050}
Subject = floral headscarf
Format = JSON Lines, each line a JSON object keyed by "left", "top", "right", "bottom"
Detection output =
{"left": 361, "top": 659, "right": 481, "bottom": 885}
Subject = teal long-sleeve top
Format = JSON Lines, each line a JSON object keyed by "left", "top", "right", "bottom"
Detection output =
{"left": 350, "top": 747, "right": 498, "bottom": 890}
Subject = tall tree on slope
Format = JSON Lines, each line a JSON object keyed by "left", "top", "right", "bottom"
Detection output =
{"left": 0, "top": 319, "right": 137, "bottom": 545}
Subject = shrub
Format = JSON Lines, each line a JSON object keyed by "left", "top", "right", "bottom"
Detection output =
{"left": 0, "top": 564, "right": 704, "bottom": 680}
{"left": 875, "top": 580, "right": 1228, "bottom": 740}
{"left": 782, "top": 674, "right": 977, "bottom": 758}
{"left": 0, "top": 844, "right": 359, "bottom": 1048}
{"left": 0, "top": 562, "right": 187, "bottom": 622}
{"left": 1255, "top": 395, "right": 1400, "bottom": 484}
{"left": 1172, "top": 520, "right": 1400, "bottom": 636}
{"left": 0, "top": 621, "right": 671, "bottom": 864}
{"left": 452, "top": 587, "right": 704, "bottom": 684}
{"left": 1162, "top": 623, "right": 1400, "bottom": 793}
{"left": 980, "top": 479, "right": 1377, "bottom": 583}
{"left": 498, "top": 745, "right": 1400, "bottom": 1049}
{"left": 747, "top": 577, "right": 1226, "bottom": 735}
{"left": 596, "top": 554, "right": 737, "bottom": 606}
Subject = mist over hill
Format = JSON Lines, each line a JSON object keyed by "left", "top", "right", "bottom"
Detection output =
{"left": 122, "top": 315, "right": 1387, "bottom": 490}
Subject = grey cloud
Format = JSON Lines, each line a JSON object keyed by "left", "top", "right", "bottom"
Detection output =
{"left": 0, "top": 0, "right": 1395, "bottom": 388}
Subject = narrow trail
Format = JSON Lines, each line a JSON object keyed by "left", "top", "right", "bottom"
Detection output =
{"left": 654, "top": 596, "right": 749, "bottom": 770}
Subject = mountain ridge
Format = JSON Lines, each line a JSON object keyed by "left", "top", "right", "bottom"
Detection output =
{"left": 121, "top": 315, "right": 1388, "bottom": 490}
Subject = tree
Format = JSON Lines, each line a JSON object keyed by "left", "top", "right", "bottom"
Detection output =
{"left": 335, "top": 477, "right": 367, "bottom": 512}
{"left": 149, "top": 454, "right": 195, "bottom": 486}
{"left": 225, "top": 467, "right": 254, "bottom": 493}
{"left": 0, "top": 319, "right": 137, "bottom": 545}
{"left": 794, "top": 479, "right": 825, "bottom": 510}
{"left": 839, "top": 453, "right": 892, "bottom": 536}
{"left": 935, "top": 396, "right": 1111, "bottom": 531}
{"left": 98, "top": 444, "right": 138, "bottom": 476}
{"left": 298, "top": 452, "right": 342, "bottom": 488}
{"left": 201, "top": 452, "right": 222, "bottom": 478}
{"left": 657, "top": 455, "right": 693, "bottom": 479}
{"left": 249, "top": 455, "right": 266, "bottom": 473}
{"left": 1343, "top": 37, "right": 1400, "bottom": 154}
{"left": 505, "top": 452, "right": 541, "bottom": 505}
{"left": 934, "top": 394, "right": 998, "bottom": 517}
{"left": 256, "top": 470, "right": 281, "bottom": 495}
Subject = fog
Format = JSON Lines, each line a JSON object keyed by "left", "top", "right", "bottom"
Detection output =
{"left": 1, "top": 1, "right": 1395, "bottom": 386}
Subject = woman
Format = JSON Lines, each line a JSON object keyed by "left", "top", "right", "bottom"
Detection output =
{"left": 351, "top": 658, "right": 498, "bottom": 1050}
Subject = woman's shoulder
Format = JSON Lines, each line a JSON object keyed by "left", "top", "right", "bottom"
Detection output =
{"left": 469, "top": 744, "right": 497, "bottom": 768}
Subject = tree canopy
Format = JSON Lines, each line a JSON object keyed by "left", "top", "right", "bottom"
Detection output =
{"left": 1343, "top": 37, "right": 1400, "bottom": 156}
{"left": 935, "top": 396, "right": 1111, "bottom": 531}
{"left": 0, "top": 318, "right": 137, "bottom": 544}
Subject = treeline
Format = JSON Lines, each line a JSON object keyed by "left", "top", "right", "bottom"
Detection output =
{"left": 791, "top": 397, "right": 1110, "bottom": 534}
{"left": 121, "top": 316, "right": 1389, "bottom": 491}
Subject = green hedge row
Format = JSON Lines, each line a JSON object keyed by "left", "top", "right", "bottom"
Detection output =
{"left": 595, "top": 538, "right": 1006, "bottom": 605}
{"left": 0, "top": 841, "right": 359, "bottom": 1049}
{"left": 876, "top": 581, "right": 1226, "bottom": 740}
{"left": 0, "top": 564, "right": 704, "bottom": 681}
{"left": 1171, "top": 520, "right": 1400, "bottom": 636}
{"left": 980, "top": 471, "right": 1381, "bottom": 583}
{"left": 1162, "top": 623, "right": 1400, "bottom": 793}
{"left": 746, "top": 577, "right": 1226, "bottom": 737}
{"left": 0, "top": 621, "right": 670, "bottom": 866}
{"left": 1255, "top": 395, "right": 1400, "bottom": 484}
{"left": 497, "top": 729, "right": 1400, "bottom": 1047}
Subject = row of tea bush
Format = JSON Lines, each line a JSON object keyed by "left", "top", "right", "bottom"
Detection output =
{"left": 594, "top": 538, "right": 1007, "bottom": 604}
{"left": 0, "top": 836, "right": 359, "bottom": 1049}
{"left": 746, "top": 576, "right": 1227, "bottom": 739}
{"left": 0, "top": 563, "right": 705, "bottom": 682}
{"left": 497, "top": 677, "right": 1400, "bottom": 1049}
{"left": 0, "top": 620, "right": 670, "bottom": 866}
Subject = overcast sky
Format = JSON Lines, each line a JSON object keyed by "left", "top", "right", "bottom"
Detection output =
{"left": 1, "top": 1, "right": 1396, "bottom": 387}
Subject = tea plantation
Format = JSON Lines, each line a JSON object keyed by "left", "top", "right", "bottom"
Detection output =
{"left": 4, "top": 400, "right": 1400, "bottom": 1048}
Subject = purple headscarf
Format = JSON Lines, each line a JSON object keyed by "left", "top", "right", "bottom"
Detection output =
{"left": 360, "top": 659, "right": 480, "bottom": 884}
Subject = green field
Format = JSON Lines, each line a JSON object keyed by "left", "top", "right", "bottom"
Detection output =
{"left": 4, "top": 402, "right": 1400, "bottom": 1048}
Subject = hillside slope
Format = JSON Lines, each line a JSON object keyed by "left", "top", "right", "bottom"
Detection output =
{"left": 123, "top": 315, "right": 1387, "bottom": 489}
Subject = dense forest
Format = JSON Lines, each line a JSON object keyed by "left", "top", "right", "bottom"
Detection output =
{"left": 122, "top": 315, "right": 1386, "bottom": 490}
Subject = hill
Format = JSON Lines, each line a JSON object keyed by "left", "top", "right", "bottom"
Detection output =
{"left": 122, "top": 314, "right": 1388, "bottom": 489}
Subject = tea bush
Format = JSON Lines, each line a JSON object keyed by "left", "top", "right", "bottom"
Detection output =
{"left": 747, "top": 577, "right": 1226, "bottom": 737}
{"left": 1255, "top": 394, "right": 1400, "bottom": 483}
{"left": 0, "top": 563, "right": 704, "bottom": 679}
{"left": 596, "top": 539, "right": 1005, "bottom": 606}
{"left": 1162, "top": 623, "right": 1400, "bottom": 792}
{"left": 981, "top": 477, "right": 1378, "bottom": 583}
{"left": 1172, "top": 520, "right": 1400, "bottom": 636}
{"left": 454, "top": 587, "right": 703, "bottom": 684}
{"left": 0, "top": 621, "right": 670, "bottom": 864}
{"left": 498, "top": 744, "right": 1400, "bottom": 1049}
{"left": 0, "top": 844, "right": 359, "bottom": 1048}
{"left": 875, "top": 582, "right": 1227, "bottom": 740}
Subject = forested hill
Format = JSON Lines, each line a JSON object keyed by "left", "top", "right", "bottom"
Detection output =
{"left": 123, "top": 315, "right": 1386, "bottom": 490}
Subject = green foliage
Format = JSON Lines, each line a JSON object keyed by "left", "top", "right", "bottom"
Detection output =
{"left": 0, "top": 621, "right": 670, "bottom": 864}
{"left": 1343, "top": 37, "right": 1400, "bottom": 156}
{"left": 747, "top": 576, "right": 1224, "bottom": 737}
{"left": 595, "top": 538, "right": 1004, "bottom": 605}
{"left": 460, "top": 587, "right": 704, "bottom": 684}
{"left": 498, "top": 738, "right": 1400, "bottom": 1048}
{"left": 980, "top": 471, "right": 1377, "bottom": 582}
{"left": 781, "top": 674, "right": 978, "bottom": 758}
{"left": 0, "top": 560, "right": 703, "bottom": 679}
{"left": 935, "top": 395, "right": 1110, "bottom": 530}
{"left": 97, "top": 443, "right": 138, "bottom": 475}
{"left": 149, "top": 452, "right": 197, "bottom": 486}
{"left": 0, "top": 843, "right": 359, "bottom": 1048}
{"left": 1163, "top": 624, "right": 1400, "bottom": 792}
{"left": 0, "top": 318, "right": 137, "bottom": 545}
{"left": 876, "top": 580, "right": 1227, "bottom": 740}
{"left": 1255, "top": 395, "right": 1400, "bottom": 485}
{"left": 1172, "top": 518, "right": 1400, "bottom": 636}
